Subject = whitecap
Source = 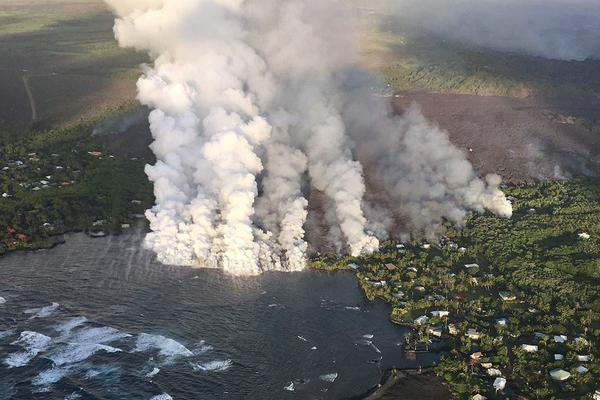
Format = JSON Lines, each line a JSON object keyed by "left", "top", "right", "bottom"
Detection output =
{"left": 297, "top": 335, "right": 309, "bottom": 342}
{"left": 0, "top": 329, "right": 14, "bottom": 340}
{"left": 145, "top": 367, "right": 160, "bottom": 378}
{"left": 284, "top": 382, "right": 295, "bottom": 391}
{"left": 32, "top": 367, "right": 71, "bottom": 386}
{"left": 64, "top": 392, "right": 82, "bottom": 399}
{"left": 344, "top": 306, "right": 360, "bottom": 311}
{"left": 319, "top": 373, "right": 338, "bottom": 383}
{"left": 192, "top": 359, "right": 232, "bottom": 372}
{"left": 54, "top": 317, "right": 88, "bottom": 335}
{"left": 63, "top": 326, "right": 131, "bottom": 345}
{"left": 24, "top": 302, "right": 59, "bottom": 319}
{"left": 5, "top": 331, "right": 52, "bottom": 368}
{"left": 134, "top": 333, "right": 193, "bottom": 363}
{"left": 48, "top": 343, "right": 121, "bottom": 366}
{"left": 149, "top": 394, "right": 172, "bottom": 400}
{"left": 362, "top": 334, "right": 374, "bottom": 339}
{"left": 0, "top": 296, "right": 6, "bottom": 304}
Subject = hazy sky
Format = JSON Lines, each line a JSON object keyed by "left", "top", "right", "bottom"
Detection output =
{"left": 394, "top": 0, "right": 600, "bottom": 60}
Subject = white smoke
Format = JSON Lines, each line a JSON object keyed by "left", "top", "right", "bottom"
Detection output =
{"left": 104, "top": 0, "right": 512, "bottom": 275}
{"left": 392, "top": 0, "right": 600, "bottom": 61}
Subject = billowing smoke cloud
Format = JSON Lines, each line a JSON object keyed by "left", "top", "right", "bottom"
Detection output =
{"left": 392, "top": 0, "right": 600, "bottom": 61}
{"left": 104, "top": 0, "right": 512, "bottom": 275}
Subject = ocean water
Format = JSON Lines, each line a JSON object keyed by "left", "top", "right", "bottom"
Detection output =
{"left": 0, "top": 232, "right": 437, "bottom": 399}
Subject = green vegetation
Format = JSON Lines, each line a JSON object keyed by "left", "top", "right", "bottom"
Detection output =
{"left": 0, "top": 116, "right": 153, "bottom": 255}
{"left": 312, "top": 179, "right": 600, "bottom": 399}
{"left": 363, "top": 24, "right": 600, "bottom": 99}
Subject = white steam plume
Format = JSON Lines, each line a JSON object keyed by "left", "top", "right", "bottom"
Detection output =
{"left": 104, "top": 0, "right": 512, "bottom": 275}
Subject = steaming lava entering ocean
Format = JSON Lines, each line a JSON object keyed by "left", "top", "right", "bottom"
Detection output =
{"left": 104, "top": 0, "right": 512, "bottom": 275}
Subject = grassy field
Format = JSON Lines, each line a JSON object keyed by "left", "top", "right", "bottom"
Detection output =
{"left": 355, "top": 9, "right": 600, "bottom": 100}
{"left": 0, "top": 0, "right": 146, "bottom": 136}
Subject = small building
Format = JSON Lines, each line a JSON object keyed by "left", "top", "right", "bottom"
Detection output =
{"left": 499, "top": 291, "right": 517, "bottom": 301}
{"left": 472, "top": 395, "right": 487, "bottom": 400}
{"left": 470, "top": 351, "right": 483, "bottom": 361}
{"left": 414, "top": 286, "right": 426, "bottom": 292}
{"left": 577, "top": 355, "right": 592, "bottom": 362}
{"left": 554, "top": 354, "right": 564, "bottom": 361}
{"left": 431, "top": 310, "right": 449, "bottom": 318}
{"left": 347, "top": 263, "right": 359, "bottom": 270}
{"left": 467, "top": 328, "right": 481, "bottom": 340}
{"left": 392, "top": 292, "right": 404, "bottom": 299}
{"left": 496, "top": 318, "right": 508, "bottom": 326}
{"left": 421, "top": 243, "right": 431, "bottom": 250}
{"left": 487, "top": 368, "right": 502, "bottom": 377}
{"left": 554, "top": 335, "right": 568, "bottom": 343}
{"left": 480, "top": 362, "right": 493, "bottom": 369}
{"left": 414, "top": 316, "right": 429, "bottom": 325}
{"left": 448, "top": 324, "right": 459, "bottom": 336}
{"left": 579, "top": 232, "right": 591, "bottom": 240}
{"left": 385, "top": 263, "right": 397, "bottom": 272}
{"left": 522, "top": 344, "right": 539, "bottom": 353}
{"left": 493, "top": 377, "right": 506, "bottom": 391}
{"left": 465, "top": 263, "right": 479, "bottom": 269}
{"left": 576, "top": 365, "right": 589, "bottom": 374}
{"left": 534, "top": 332, "right": 548, "bottom": 339}
{"left": 549, "top": 369, "right": 570, "bottom": 381}
{"left": 428, "top": 326, "right": 443, "bottom": 338}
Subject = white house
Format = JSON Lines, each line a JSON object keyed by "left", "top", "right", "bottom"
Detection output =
{"left": 577, "top": 355, "right": 592, "bottom": 362}
{"left": 493, "top": 377, "right": 506, "bottom": 391}
{"left": 579, "top": 232, "right": 591, "bottom": 240}
{"left": 549, "top": 369, "right": 570, "bottom": 381}
{"left": 522, "top": 344, "right": 539, "bottom": 353}
{"left": 414, "top": 316, "right": 429, "bottom": 325}
{"left": 467, "top": 328, "right": 481, "bottom": 340}
{"left": 465, "top": 263, "right": 479, "bottom": 269}
{"left": 431, "top": 310, "right": 450, "bottom": 318}
{"left": 576, "top": 365, "right": 589, "bottom": 374}
{"left": 496, "top": 318, "right": 508, "bottom": 326}
{"left": 554, "top": 354, "right": 564, "bottom": 361}
{"left": 554, "top": 335, "right": 568, "bottom": 343}
{"left": 428, "top": 326, "right": 443, "bottom": 338}
{"left": 499, "top": 291, "right": 517, "bottom": 301}
{"left": 487, "top": 368, "right": 502, "bottom": 377}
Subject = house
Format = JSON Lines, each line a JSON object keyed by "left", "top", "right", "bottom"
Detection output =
{"left": 368, "top": 280, "right": 387, "bottom": 287}
{"left": 121, "top": 224, "right": 131, "bottom": 229}
{"left": 481, "top": 362, "right": 493, "bottom": 369}
{"left": 385, "top": 263, "right": 397, "bottom": 272}
{"left": 448, "top": 324, "right": 458, "bottom": 336}
{"left": 554, "top": 335, "right": 568, "bottom": 343}
{"left": 408, "top": 266, "right": 418, "bottom": 273}
{"left": 577, "top": 355, "right": 592, "bottom": 362}
{"left": 414, "top": 286, "right": 426, "bottom": 292}
{"left": 87, "top": 151, "right": 103, "bottom": 157}
{"left": 347, "top": 263, "right": 359, "bottom": 270}
{"left": 458, "top": 247, "right": 467, "bottom": 252}
{"left": 534, "top": 332, "right": 548, "bottom": 339}
{"left": 576, "top": 365, "right": 589, "bottom": 374}
{"left": 522, "top": 344, "right": 539, "bottom": 353}
{"left": 579, "top": 232, "right": 591, "bottom": 240}
{"left": 421, "top": 243, "right": 431, "bottom": 249}
{"left": 470, "top": 352, "right": 482, "bottom": 361}
{"left": 472, "top": 395, "right": 487, "bottom": 400}
{"left": 428, "top": 326, "right": 443, "bottom": 338}
{"left": 499, "top": 291, "right": 517, "bottom": 301}
{"left": 414, "top": 316, "right": 429, "bottom": 325}
{"left": 496, "top": 318, "right": 508, "bottom": 326}
{"left": 465, "top": 263, "right": 479, "bottom": 269}
{"left": 448, "top": 242, "right": 459, "bottom": 251}
{"left": 392, "top": 292, "right": 404, "bottom": 299}
{"left": 487, "top": 368, "right": 502, "bottom": 377}
{"left": 431, "top": 310, "right": 449, "bottom": 318}
{"left": 554, "top": 354, "right": 564, "bottom": 361}
{"left": 493, "top": 377, "right": 506, "bottom": 391}
{"left": 1, "top": 192, "right": 11, "bottom": 198}
{"left": 467, "top": 328, "right": 481, "bottom": 340}
{"left": 549, "top": 369, "right": 570, "bottom": 381}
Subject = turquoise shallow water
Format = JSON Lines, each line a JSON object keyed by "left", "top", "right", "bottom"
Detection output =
{"left": 0, "top": 232, "right": 437, "bottom": 400}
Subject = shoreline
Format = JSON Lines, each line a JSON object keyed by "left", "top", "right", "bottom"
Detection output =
{"left": 351, "top": 368, "right": 451, "bottom": 400}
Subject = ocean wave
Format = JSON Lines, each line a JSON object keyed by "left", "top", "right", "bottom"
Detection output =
{"left": 319, "top": 373, "right": 338, "bottom": 383}
{"left": 134, "top": 333, "right": 193, "bottom": 362}
{"left": 48, "top": 343, "right": 121, "bottom": 366}
{"left": 24, "top": 302, "right": 59, "bottom": 319}
{"left": 149, "top": 394, "right": 173, "bottom": 400}
{"left": 5, "top": 331, "right": 52, "bottom": 368}
{"left": 192, "top": 359, "right": 232, "bottom": 372}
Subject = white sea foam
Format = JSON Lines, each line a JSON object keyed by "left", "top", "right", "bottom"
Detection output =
{"left": 362, "top": 334, "right": 374, "bottom": 339}
{"left": 32, "top": 367, "right": 71, "bottom": 386}
{"left": 145, "top": 367, "right": 160, "bottom": 378}
{"left": 192, "top": 359, "right": 233, "bottom": 372}
{"left": 284, "top": 382, "right": 295, "bottom": 392}
{"left": 54, "top": 317, "right": 88, "bottom": 335}
{"left": 0, "top": 329, "right": 14, "bottom": 340}
{"left": 64, "top": 392, "right": 82, "bottom": 399}
{"left": 149, "top": 394, "right": 173, "bottom": 400}
{"left": 64, "top": 326, "right": 131, "bottom": 345}
{"left": 0, "top": 296, "right": 6, "bottom": 304}
{"left": 134, "top": 333, "right": 193, "bottom": 363}
{"left": 5, "top": 331, "right": 52, "bottom": 368}
{"left": 319, "top": 373, "right": 338, "bottom": 383}
{"left": 24, "top": 302, "right": 59, "bottom": 319}
{"left": 48, "top": 343, "right": 121, "bottom": 366}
